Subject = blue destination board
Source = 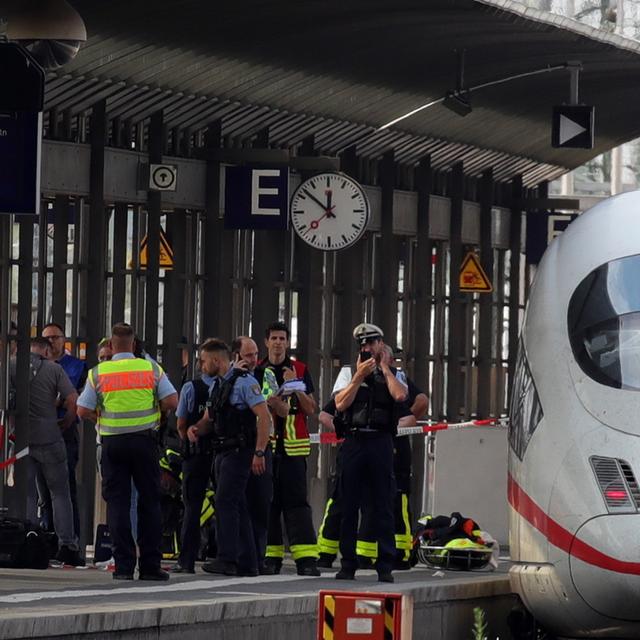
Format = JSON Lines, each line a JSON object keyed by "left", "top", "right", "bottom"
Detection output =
{"left": 0, "top": 111, "right": 41, "bottom": 215}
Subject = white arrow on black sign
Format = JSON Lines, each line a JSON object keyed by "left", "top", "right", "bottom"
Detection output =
{"left": 559, "top": 114, "right": 587, "bottom": 146}
{"left": 551, "top": 105, "right": 594, "bottom": 149}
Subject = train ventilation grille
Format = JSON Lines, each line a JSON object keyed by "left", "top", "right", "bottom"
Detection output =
{"left": 590, "top": 456, "right": 636, "bottom": 513}
{"left": 618, "top": 460, "right": 640, "bottom": 509}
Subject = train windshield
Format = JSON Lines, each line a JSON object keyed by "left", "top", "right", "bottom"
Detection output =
{"left": 569, "top": 254, "right": 640, "bottom": 390}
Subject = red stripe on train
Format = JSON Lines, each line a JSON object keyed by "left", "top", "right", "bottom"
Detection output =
{"left": 508, "top": 474, "right": 640, "bottom": 575}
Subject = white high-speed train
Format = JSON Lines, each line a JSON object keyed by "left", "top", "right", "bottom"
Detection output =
{"left": 509, "top": 192, "right": 640, "bottom": 639}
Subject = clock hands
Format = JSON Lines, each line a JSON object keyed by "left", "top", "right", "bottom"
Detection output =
{"left": 303, "top": 189, "right": 330, "bottom": 213}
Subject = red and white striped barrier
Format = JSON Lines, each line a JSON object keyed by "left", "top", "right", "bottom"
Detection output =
{"left": 310, "top": 418, "right": 508, "bottom": 444}
{"left": 0, "top": 446, "right": 29, "bottom": 471}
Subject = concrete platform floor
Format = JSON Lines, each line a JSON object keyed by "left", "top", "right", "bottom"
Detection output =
{"left": 0, "top": 560, "right": 517, "bottom": 639}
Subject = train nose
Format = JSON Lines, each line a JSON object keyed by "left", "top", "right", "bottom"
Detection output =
{"left": 569, "top": 515, "right": 640, "bottom": 621}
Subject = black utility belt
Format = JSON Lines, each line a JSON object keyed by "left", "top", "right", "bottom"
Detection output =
{"left": 211, "top": 434, "right": 249, "bottom": 452}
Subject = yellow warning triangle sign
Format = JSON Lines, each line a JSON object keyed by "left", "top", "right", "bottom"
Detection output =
{"left": 459, "top": 251, "right": 492, "bottom": 293}
{"left": 138, "top": 228, "right": 174, "bottom": 269}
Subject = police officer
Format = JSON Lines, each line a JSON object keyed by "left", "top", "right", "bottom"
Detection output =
{"left": 231, "top": 335, "right": 274, "bottom": 574}
{"left": 77, "top": 322, "right": 178, "bottom": 581}
{"left": 188, "top": 339, "right": 272, "bottom": 577}
{"left": 171, "top": 339, "right": 217, "bottom": 574}
{"left": 318, "top": 346, "right": 426, "bottom": 570}
{"left": 334, "top": 323, "right": 414, "bottom": 583}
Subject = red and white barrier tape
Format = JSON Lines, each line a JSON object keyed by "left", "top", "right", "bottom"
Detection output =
{"left": 0, "top": 447, "right": 29, "bottom": 471}
{"left": 310, "top": 418, "right": 508, "bottom": 445}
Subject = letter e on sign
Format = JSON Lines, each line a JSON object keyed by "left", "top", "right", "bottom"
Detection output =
{"left": 251, "top": 169, "right": 281, "bottom": 216}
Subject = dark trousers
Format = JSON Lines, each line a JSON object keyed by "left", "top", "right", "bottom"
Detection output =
{"left": 39, "top": 435, "right": 80, "bottom": 540}
{"left": 214, "top": 447, "right": 256, "bottom": 571}
{"left": 178, "top": 450, "right": 214, "bottom": 570}
{"left": 246, "top": 447, "right": 273, "bottom": 568}
{"left": 319, "top": 437, "right": 412, "bottom": 562}
{"left": 101, "top": 431, "right": 162, "bottom": 575}
{"left": 339, "top": 432, "right": 396, "bottom": 573}
{"left": 266, "top": 453, "right": 318, "bottom": 563}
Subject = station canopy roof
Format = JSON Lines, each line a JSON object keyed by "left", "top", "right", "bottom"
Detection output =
{"left": 47, "top": 0, "right": 640, "bottom": 185}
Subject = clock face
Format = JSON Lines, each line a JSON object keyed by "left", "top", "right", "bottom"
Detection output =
{"left": 290, "top": 172, "right": 370, "bottom": 251}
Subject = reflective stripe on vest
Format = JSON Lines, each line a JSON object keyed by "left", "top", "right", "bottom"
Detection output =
{"left": 90, "top": 358, "right": 161, "bottom": 436}
{"left": 283, "top": 360, "right": 311, "bottom": 457}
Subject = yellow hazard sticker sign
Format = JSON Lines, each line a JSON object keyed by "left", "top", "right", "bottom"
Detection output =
{"left": 459, "top": 251, "right": 492, "bottom": 293}
{"left": 137, "top": 228, "right": 174, "bottom": 269}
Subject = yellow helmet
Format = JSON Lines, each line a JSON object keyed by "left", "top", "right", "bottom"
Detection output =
{"left": 352, "top": 322, "right": 384, "bottom": 345}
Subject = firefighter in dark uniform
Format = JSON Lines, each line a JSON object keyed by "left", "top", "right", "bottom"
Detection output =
{"left": 334, "top": 323, "right": 415, "bottom": 583}
{"left": 254, "top": 321, "right": 320, "bottom": 577}
{"left": 187, "top": 339, "right": 272, "bottom": 577}
{"left": 171, "top": 339, "right": 217, "bottom": 574}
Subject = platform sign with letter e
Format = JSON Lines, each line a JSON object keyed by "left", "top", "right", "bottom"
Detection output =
{"left": 552, "top": 106, "right": 594, "bottom": 149}
{"left": 459, "top": 252, "right": 492, "bottom": 293}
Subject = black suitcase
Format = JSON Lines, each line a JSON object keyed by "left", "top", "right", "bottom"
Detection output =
{"left": 0, "top": 517, "right": 48, "bottom": 569}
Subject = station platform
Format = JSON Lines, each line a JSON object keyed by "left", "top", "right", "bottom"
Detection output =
{"left": 0, "top": 559, "right": 517, "bottom": 639}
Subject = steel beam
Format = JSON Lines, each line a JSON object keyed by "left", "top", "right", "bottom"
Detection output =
{"left": 52, "top": 194, "right": 70, "bottom": 328}
{"left": 507, "top": 176, "right": 524, "bottom": 409}
{"left": 144, "top": 111, "right": 163, "bottom": 359}
{"left": 446, "top": 162, "right": 464, "bottom": 420}
{"left": 375, "top": 150, "right": 398, "bottom": 341}
{"left": 202, "top": 121, "right": 234, "bottom": 341}
{"left": 477, "top": 169, "right": 494, "bottom": 418}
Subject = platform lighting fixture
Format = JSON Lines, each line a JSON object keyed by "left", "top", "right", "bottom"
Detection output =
{"left": 1, "top": 0, "right": 86, "bottom": 69}
{"left": 377, "top": 55, "right": 574, "bottom": 132}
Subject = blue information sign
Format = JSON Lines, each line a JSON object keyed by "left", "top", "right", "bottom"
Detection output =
{"left": 224, "top": 166, "right": 289, "bottom": 230}
{"left": 0, "top": 111, "right": 41, "bottom": 215}
{"left": 526, "top": 211, "right": 578, "bottom": 264}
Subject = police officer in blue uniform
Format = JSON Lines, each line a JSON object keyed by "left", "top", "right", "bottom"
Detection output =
{"left": 188, "top": 339, "right": 272, "bottom": 577}
{"left": 334, "top": 323, "right": 414, "bottom": 583}
{"left": 171, "top": 339, "right": 217, "bottom": 574}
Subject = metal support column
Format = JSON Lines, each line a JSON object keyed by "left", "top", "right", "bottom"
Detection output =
{"left": 203, "top": 121, "right": 234, "bottom": 341}
{"left": 334, "top": 147, "right": 364, "bottom": 369}
{"left": 477, "top": 169, "right": 494, "bottom": 418}
{"left": 81, "top": 100, "right": 107, "bottom": 550}
{"left": 376, "top": 150, "right": 398, "bottom": 340}
{"left": 13, "top": 218, "right": 34, "bottom": 519}
{"left": 507, "top": 175, "right": 524, "bottom": 407}
{"left": 249, "top": 128, "right": 281, "bottom": 343}
{"left": 111, "top": 202, "right": 128, "bottom": 326}
{"left": 163, "top": 209, "right": 186, "bottom": 388}
{"left": 411, "top": 156, "right": 433, "bottom": 514}
{"left": 144, "top": 111, "right": 163, "bottom": 359}
{"left": 446, "top": 162, "right": 464, "bottom": 420}
{"left": 52, "top": 194, "right": 70, "bottom": 328}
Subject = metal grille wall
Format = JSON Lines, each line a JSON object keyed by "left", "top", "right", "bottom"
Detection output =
{"left": 0, "top": 105, "right": 530, "bottom": 533}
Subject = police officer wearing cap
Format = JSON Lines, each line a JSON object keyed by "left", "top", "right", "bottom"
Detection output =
{"left": 334, "top": 323, "right": 414, "bottom": 583}
{"left": 187, "top": 339, "right": 272, "bottom": 577}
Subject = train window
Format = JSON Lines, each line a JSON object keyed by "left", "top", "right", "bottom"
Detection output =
{"left": 509, "top": 341, "right": 543, "bottom": 460}
{"left": 569, "top": 254, "right": 640, "bottom": 390}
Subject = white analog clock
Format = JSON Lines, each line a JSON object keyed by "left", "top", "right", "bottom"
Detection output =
{"left": 290, "top": 172, "right": 370, "bottom": 251}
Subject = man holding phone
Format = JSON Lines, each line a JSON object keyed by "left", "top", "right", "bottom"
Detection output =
{"left": 333, "top": 323, "right": 414, "bottom": 583}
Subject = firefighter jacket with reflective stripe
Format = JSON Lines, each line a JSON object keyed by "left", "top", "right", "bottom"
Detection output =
{"left": 89, "top": 358, "right": 161, "bottom": 436}
{"left": 262, "top": 359, "right": 311, "bottom": 457}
